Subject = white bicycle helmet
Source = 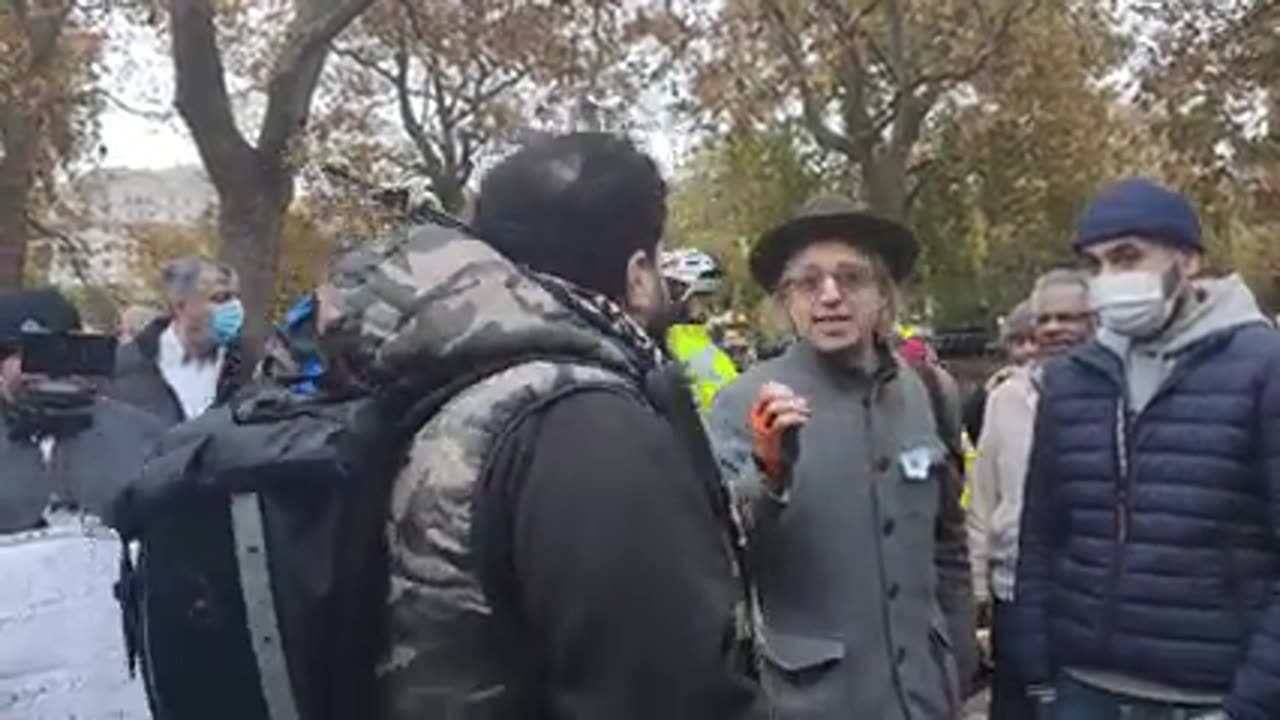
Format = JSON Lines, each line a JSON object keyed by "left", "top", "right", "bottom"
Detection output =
{"left": 661, "top": 248, "right": 723, "bottom": 297}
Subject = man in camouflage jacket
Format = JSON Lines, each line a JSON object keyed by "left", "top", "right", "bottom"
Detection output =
{"left": 325, "top": 133, "right": 767, "bottom": 720}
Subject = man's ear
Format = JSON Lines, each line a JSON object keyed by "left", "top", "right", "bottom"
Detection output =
{"left": 624, "top": 249, "right": 655, "bottom": 308}
{"left": 1183, "top": 250, "right": 1204, "bottom": 278}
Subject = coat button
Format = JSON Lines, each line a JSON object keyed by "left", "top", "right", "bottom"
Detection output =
{"left": 882, "top": 519, "right": 896, "bottom": 536}
{"left": 888, "top": 583, "right": 900, "bottom": 600}
{"left": 874, "top": 457, "right": 892, "bottom": 473}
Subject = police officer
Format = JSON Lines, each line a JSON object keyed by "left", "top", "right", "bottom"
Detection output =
{"left": 661, "top": 248, "right": 740, "bottom": 413}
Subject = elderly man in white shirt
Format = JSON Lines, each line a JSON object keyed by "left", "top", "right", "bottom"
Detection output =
{"left": 108, "top": 256, "right": 254, "bottom": 426}
{"left": 967, "top": 269, "right": 1095, "bottom": 720}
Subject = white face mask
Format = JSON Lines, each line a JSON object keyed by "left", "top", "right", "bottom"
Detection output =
{"left": 1089, "top": 270, "right": 1177, "bottom": 339}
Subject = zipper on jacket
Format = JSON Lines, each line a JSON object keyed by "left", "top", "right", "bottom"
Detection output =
{"left": 1104, "top": 398, "right": 1133, "bottom": 658}
{"left": 1113, "top": 400, "right": 1130, "bottom": 545}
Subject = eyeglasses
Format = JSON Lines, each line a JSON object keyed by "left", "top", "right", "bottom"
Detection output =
{"left": 781, "top": 265, "right": 878, "bottom": 298}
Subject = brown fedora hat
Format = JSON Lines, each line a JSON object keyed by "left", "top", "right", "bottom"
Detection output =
{"left": 750, "top": 195, "right": 920, "bottom": 289}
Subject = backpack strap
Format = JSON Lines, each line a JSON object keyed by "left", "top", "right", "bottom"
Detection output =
{"left": 229, "top": 492, "right": 302, "bottom": 720}
{"left": 473, "top": 378, "right": 643, "bottom": 616}
{"left": 909, "top": 362, "right": 969, "bottom": 562}
{"left": 912, "top": 362, "right": 964, "bottom": 472}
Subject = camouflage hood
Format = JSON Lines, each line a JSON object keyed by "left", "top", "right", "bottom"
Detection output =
{"left": 322, "top": 223, "right": 664, "bottom": 392}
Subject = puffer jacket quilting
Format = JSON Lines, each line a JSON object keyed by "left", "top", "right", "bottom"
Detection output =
{"left": 1009, "top": 322, "right": 1280, "bottom": 720}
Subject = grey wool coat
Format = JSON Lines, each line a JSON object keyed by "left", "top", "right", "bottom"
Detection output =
{"left": 710, "top": 341, "right": 976, "bottom": 720}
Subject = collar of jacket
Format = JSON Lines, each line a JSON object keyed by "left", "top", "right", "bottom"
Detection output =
{"left": 132, "top": 316, "right": 169, "bottom": 363}
{"left": 1070, "top": 325, "right": 1243, "bottom": 390}
{"left": 136, "top": 316, "right": 246, "bottom": 372}
{"left": 133, "top": 316, "right": 250, "bottom": 410}
{"left": 793, "top": 337, "right": 902, "bottom": 388}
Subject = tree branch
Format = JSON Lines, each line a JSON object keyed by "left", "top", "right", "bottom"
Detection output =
{"left": 883, "top": 0, "right": 910, "bottom": 83}
{"left": 388, "top": 27, "right": 445, "bottom": 182}
{"left": 169, "top": 0, "right": 254, "bottom": 190}
{"left": 911, "top": 0, "right": 1040, "bottom": 96}
{"left": 812, "top": 0, "right": 887, "bottom": 158}
{"left": 759, "top": 0, "right": 857, "bottom": 157}
{"left": 904, "top": 158, "right": 935, "bottom": 209}
{"left": 80, "top": 88, "right": 175, "bottom": 122}
{"left": 331, "top": 44, "right": 399, "bottom": 86}
{"left": 456, "top": 71, "right": 527, "bottom": 126}
{"left": 14, "top": 0, "right": 72, "bottom": 71}
{"left": 258, "top": 0, "right": 375, "bottom": 160}
{"left": 270, "top": 0, "right": 375, "bottom": 94}
{"left": 25, "top": 213, "right": 93, "bottom": 288}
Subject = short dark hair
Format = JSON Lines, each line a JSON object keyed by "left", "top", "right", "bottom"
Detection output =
{"left": 472, "top": 132, "right": 667, "bottom": 299}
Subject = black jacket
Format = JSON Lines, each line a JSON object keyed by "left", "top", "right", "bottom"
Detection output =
{"left": 477, "top": 387, "right": 767, "bottom": 720}
{"left": 108, "top": 318, "right": 254, "bottom": 426}
{"left": 0, "top": 397, "right": 165, "bottom": 532}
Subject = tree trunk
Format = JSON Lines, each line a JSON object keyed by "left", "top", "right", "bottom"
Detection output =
{"left": 217, "top": 166, "right": 290, "bottom": 345}
{"left": 0, "top": 112, "right": 36, "bottom": 289}
{"left": 0, "top": 179, "right": 30, "bottom": 290}
{"left": 168, "top": 0, "right": 372, "bottom": 348}
{"left": 861, "top": 154, "right": 910, "bottom": 222}
{"left": 436, "top": 178, "right": 466, "bottom": 215}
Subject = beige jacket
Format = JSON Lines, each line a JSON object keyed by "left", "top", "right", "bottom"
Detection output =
{"left": 967, "top": 365, "right": 1038, "bottom": 603}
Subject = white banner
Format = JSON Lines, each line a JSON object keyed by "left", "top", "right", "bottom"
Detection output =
{"left": 0, "top": 518, "right": 151, "bottom": 719}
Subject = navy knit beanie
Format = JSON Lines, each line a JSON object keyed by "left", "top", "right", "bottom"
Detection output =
{"left": 1075, "top": 178, "right": 1202, "bottom": 253}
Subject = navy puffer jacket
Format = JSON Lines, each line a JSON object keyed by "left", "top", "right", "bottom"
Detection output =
{"left": 1009, "top": 323, "right": 1280, "bottom": 720}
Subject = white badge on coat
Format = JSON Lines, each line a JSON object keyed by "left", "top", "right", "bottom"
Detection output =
{"left": 899, "top": 442, "right": 940, "bottom": 483}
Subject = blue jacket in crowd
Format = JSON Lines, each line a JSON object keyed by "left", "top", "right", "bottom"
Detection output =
{"left": 1009, "top": 277, "right": 1280, "bottom": 720}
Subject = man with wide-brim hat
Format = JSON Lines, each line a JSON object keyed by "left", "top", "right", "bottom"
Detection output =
{"left": 749, "top": 195, "right": 921, "bottom": 290}
{"left": 709, "top": 196, "right": 976, "bottom": 719}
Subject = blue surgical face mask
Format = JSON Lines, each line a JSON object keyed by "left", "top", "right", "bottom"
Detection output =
{"left": 209, "top": 298, "right": 245, "bottom": 346}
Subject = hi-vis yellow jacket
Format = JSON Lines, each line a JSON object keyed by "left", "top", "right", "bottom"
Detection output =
{"left": 666, "top": 323, "right": 740, "bottom": 414}
{"left": 961, "top": 431, "right": 978, "bottom": 508}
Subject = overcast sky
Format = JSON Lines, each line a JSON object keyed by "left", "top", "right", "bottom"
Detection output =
{"left": 97, "top": 20, "right": 196, "bottom": 169}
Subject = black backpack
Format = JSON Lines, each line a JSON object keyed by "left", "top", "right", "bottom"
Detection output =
{"left": 113, "top": 384, "right": 430, "bottom": 720}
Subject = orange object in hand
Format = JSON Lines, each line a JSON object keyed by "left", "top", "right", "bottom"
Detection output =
{"left": 750, "top": 397, "right": 785, "bottom": 480}
{"left": 751, "top": 399, "right": 801, "bottom": 483}
{"left": 749, "top": 382, "right": 807, "bottom": 487}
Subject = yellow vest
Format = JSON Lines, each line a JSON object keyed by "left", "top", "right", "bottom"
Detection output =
{"left": 960, "top": 431, "right": 977, "bottom": 508}
{"left": 666, "top": 323, "right": 740, "bottom": 414}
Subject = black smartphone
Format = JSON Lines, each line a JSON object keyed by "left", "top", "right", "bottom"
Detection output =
{"left": 781, "top": 425, "right": 801, "bottom": 468}
{"left": 20, "top": 332, "right": 118, "bottom": 377}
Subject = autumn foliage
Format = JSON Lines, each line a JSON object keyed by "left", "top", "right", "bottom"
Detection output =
{"left": 4, "top": 0, "right": 1278, "bottom": 328}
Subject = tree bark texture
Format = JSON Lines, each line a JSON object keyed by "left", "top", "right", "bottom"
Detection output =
{"left": 0, "top": 112, "right": 36, "bottom": 289}
{"left": 168, "top": 0, "right": 373, "bottom": 342}
{"left": 0, "top": 0, "right": 69, "bottom": 289}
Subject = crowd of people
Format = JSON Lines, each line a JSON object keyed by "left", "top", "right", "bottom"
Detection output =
{"left": 1, "top": 133, "right": 1278, "bottom": 720}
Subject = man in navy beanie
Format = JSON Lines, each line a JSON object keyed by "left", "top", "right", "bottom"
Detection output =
{"left": 1007, "top": 178, "right": 1280, "bottom": 720}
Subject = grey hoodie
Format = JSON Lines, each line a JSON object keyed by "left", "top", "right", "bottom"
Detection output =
{"left": 1099, "top": 274, "right": 1269, "bottom": 412}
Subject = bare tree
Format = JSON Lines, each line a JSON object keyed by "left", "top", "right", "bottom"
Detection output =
{"left": 168, "top": 0, "right": 373, "bottom": 337}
